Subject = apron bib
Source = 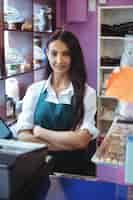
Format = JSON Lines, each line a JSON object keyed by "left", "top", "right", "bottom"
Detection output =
{"left": 34, "top": 89, "right": 89, "bottom": 175}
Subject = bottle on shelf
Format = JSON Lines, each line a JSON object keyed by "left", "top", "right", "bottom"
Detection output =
{"left": 38, "top": 5, "right": 53, "bottom": 32}
{"left": 5, "top": 78, "right": 20, "bottom": 119}
{"left": 33, "top": 35, "right": 46, "bottom": 69}
{"left": 46, "top": 7, "right": 53, "bottom": 31}
{"left": 6, "top": 95, "right": 16, "bottom": 118}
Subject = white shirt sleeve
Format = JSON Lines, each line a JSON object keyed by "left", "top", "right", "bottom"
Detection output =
{"left": 16, "top": 82, "right": 43, "bottom": 133}
{"left": 79, "top": 84, "right": 99, "bottom": 139}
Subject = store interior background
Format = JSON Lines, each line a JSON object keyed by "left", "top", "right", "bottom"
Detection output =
{"left": 57, "top": 0, "right": 133, "bottom": 90}
{"left": 1, "top": 1, "right": 133, "bottom": 199}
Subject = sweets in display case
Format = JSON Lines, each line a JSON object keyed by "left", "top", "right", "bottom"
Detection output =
{"left": 92, "top": 119, "right": 133, "bottom": 166}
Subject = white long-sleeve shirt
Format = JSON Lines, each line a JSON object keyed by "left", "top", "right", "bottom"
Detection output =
{"left": 17, "top": 76, "right": 99, "bottom": 139}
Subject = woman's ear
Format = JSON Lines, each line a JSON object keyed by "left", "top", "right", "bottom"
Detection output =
{"left": 46, "top": 49, "right": 49, "bottom": 58}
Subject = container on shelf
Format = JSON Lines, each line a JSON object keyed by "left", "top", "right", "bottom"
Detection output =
{"left": 5, "top": 78, "right": 19, "bottom": 102}
{"left": 4, "top": 6, "right": 25, "bottom": 30}
{"left": 33, "top": 45, "right": 46, "bottom": 69}
{"left": 6, "top": 64, "right": 19, "bottom": 76}
{"left": 21, "top": 21, "right": 32, "bottom": 31}
{"left": 6, "top": 96, "right": 16, "bottom": 118}
{"left": 5, "top": 48, "right": 25, "bottom": 75}
{"left": 38, "top": 5, "right": 53, "bottom": 32}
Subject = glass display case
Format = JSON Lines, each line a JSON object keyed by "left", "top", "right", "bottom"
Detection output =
{"left": 93, "top": 117, "right": 133, "bottom": 185}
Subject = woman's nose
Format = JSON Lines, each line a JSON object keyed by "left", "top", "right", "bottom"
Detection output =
{"left": 56, "top": 54, "right": 63, "bottom": 64}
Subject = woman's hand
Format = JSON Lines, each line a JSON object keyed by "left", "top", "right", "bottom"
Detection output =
{"left": 33, "top": 125, "right": 42, "bottom": 137}
{"left": 18, "top": 129, "right": 45, "bottom": 144}
{"left": 33, "top": 125, "right": 49, "bottom": 142}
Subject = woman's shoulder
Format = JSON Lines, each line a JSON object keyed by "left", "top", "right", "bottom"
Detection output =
{"left": 28, "top": 80, "right": 46, "bottom": 91}
{"left": 25, "top": 80, "right": 47, "bottom": 98}
{"left": 84, "top": 83, "right": 96, "bottom": 96}
{"left": 84, "top": 83, "right": 97, "bottom": 107}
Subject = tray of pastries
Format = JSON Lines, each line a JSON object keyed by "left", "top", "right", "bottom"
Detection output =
{"left": 92, "top": 118, "right": 133, "bottom": 166}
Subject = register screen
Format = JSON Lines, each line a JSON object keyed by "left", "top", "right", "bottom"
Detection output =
{"left": 0, "top": 119, "right": 12, "bottom": 139}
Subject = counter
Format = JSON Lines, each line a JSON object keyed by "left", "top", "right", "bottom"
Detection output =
{"left": 37, "top": 173, "right": 128, "bottom": 200}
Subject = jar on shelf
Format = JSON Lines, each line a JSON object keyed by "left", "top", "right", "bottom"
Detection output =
{"left": 38, "top": 7, "right": 46, "bottom": 32}
{"left": 34, "top": 36, "right": 42, "bottom": 47}
{"left": 6, "top": 48, "right": 24, "bottom": 75}
{"left": 33, "top": 45, "right": 46, "bottom": 69}
{"left": 38, "top": 5, "right": 53, "bottom": 32}
{"left": 5, "top": 78, "right": 20, "bottom": 102}
{"left": 46, "top": 7, "right": 53, "bottom": 31}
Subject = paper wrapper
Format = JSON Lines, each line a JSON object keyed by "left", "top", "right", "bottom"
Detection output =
{"left": 106, "top": 66, "right": 133, "bottom": 103}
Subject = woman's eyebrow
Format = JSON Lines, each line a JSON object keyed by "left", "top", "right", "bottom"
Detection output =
{"left": 51, "top": 49, "right": 70, "bottom": 53}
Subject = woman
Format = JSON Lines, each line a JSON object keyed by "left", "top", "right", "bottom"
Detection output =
{"left": 17, "top": 30, "right": 99, "bottom": 175}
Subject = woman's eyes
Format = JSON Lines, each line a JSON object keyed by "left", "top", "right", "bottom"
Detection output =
{"left": 50, "top": 51, "right": 70, "bottom": 57}
{"left": 51, "top": 51, "right": 57, "bottom": 57}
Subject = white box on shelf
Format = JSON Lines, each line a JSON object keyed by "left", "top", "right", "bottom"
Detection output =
{"left": 88, "top": 0, "right": 96, "bottom": 12}
{"left": 99, "top": 0, "right": 107, "bottom": 4}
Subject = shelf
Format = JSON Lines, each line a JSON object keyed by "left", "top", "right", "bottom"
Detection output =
{"left": 100, "top": 5, "right": 133, "bottom": 9}
{"left": 97, "top": 6, "right": 133, "bottom": 135}
{"left": 100, "top": 36, "right": 133, "bottom": 41}
{"left": 34, "top": 30, "right": 53, "bottom": 34}
{"left": 0, "top": 0, "right": 56, "bottom": 121}
{"left": 100, "top": 66, "right": 118, "bottom": 69}
{"left": 4, "top": 28, "right": 33, "bottom": 33}
{"left": 100, "top": 36, "right": 125, "bottom": 40}
{"left": 0, "top": 66, "right": 45, "bottom": 80}
{"left": 98, "top": 95, "right": 117, "bottom": 99}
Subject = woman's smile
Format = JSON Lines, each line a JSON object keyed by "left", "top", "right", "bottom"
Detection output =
{"left": 52, "top": 64, "right": 68, "bottom": 71}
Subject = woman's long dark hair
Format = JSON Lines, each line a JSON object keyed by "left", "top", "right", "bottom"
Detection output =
{"left": 45, "top": 30, "right": 87, "bottom": 129}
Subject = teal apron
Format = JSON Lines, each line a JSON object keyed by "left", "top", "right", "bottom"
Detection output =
{"left": 34, "top": 89, "right": 90, "bottom": 175}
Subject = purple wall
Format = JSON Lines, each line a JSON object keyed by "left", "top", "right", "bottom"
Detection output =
{"left": 57, "top": 0, "right": 133, "bottom": 89}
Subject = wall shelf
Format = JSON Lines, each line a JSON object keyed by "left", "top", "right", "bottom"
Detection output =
{"left": 97, "top": 5, "right": 133, "bottom": 135}
{"left": 0, "top": 0, "right": 56, "bottom": 121}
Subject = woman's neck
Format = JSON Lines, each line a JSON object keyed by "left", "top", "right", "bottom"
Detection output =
{"left": 51, "top": 73, "right": 70, "bottom": 92}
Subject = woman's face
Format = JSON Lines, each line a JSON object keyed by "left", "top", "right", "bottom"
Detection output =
{"left": 46, "top": 40, "right": 71, "bottom": 75}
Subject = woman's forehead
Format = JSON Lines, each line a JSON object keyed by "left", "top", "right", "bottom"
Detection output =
{"left": 48, "top": 40, "right": 69, "bottom": 51}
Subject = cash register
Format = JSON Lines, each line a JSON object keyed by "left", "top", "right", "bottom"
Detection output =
{"left": 0, "top": 119, "right": 50, "bottom": 200}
